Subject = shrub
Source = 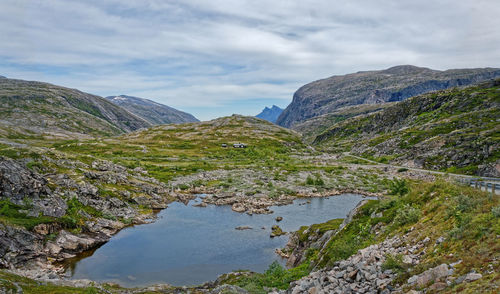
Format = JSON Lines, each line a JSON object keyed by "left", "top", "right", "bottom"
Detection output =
{"left": 388, "top": 179, "right": 409, "bottom": 196}
{"left": 492, "top": 205, "right": 500, "bottom": 218}
{"left": 382, "top": 254, "right": 408, "bottom": 274}
{"left": 314, "top": 176, "right": 325, "bottom": 186}
{"left": 397, "top": 168, "right": 408, "bottom": 173}
{"left": 305, "top": 175, "right": 315, "bottom": 185}
{"left": 393, "top": 204, "right": 420, "bottom": 226}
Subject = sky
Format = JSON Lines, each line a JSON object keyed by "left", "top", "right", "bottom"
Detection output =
{"left": 1, "top": 0, "right": 499, "bottom": 121}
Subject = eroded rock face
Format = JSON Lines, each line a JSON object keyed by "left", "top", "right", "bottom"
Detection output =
{"left": 0, "top": 223, "right": 45, "bottom": 267}
{"left": 0, "top": 157, "right": 50, "bottom": 204}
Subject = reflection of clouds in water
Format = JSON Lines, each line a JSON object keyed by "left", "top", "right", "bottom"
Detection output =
{"left": 70, "top": 194, "right": 369, "bottom": 287}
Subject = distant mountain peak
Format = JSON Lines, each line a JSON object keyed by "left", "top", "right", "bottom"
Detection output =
{"left": 105, "top": 95, "right": 199, "bottom": 125}
{"left": 256, "top": 105, "right": 284, "bottom": 123}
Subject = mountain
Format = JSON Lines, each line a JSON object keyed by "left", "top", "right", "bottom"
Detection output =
{"left": 0, "top": 78, "right": 151, "bottom": 139}
{"left": 105, "top": 95, "right": 199, "bottom": 125}
{"left": 293, "top": 103, "right": 394, "bottom": 143}
{"left": 255, "top": 105, "right": 283, "bottom": 123}
{"left": 313, "top": 79, "right": 500, "bottom": 177}
{"left": 277, "top": 65, "right": 500, "bottom": 128}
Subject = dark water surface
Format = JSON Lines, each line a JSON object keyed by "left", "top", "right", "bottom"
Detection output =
{"left": 68, "top": 194, "right": 370, "bottom": 287}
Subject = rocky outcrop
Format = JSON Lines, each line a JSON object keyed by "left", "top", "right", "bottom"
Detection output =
{"left": 277, "top": 235, "right": 422, "bottom": 294}
{"left": 277, "top": 65, "right": 500, "bottom": 128}
{"left": 0, "top": 223, "right": 45, "bottom": 268}
{"left": 0, "top": 156, "right": 176, "bottom": 271}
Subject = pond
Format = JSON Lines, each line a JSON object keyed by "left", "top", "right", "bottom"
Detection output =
{"left": 66, "top": 194, "right": 371, "bottom": 287}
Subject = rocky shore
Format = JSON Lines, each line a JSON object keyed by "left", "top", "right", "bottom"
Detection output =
{"left": 0, "top": 156, "right": 177, "bottom": 279}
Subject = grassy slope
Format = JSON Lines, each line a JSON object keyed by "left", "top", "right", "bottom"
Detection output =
{"left": 293, "top": 103, "right": 394, "bottom": 143}
{"left": 313, "top": 79, "right": 500, "bottom": 175}
{"left": 0, "top": 78, "right": 150, "bottom": 139}
{"left": 222, "top": 180, "right": 500, "bottom": 293}
{"left": 49, "top": 115, "right": 305, "bottom": 182}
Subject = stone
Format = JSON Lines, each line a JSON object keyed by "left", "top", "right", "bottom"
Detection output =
{"left": 464, "top": 272, "right": 482, "bottom": 282}
{"left": 231, "top": 203, "right": 246, "bottom": 213}
{"left": 275, "top": 216, "right": 283, "bottom": 222}
{"left": 235, "top": 226, "right": 252, "bottom": 230}
{"left": 429, "top": 282, "right": 447, "bottom": 291}
{"left": 410, "top": 264, "right": 452, "bottom": 286}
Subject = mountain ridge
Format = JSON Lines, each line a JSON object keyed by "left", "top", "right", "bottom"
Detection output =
{"left": 0, "top": 77, "right": 151, "bottom": 138}
{"left": 313, "top": 79, "right": 500, "bottom": 177}
{"left": 105, "top": 95, "right": 199, "bottom": 125}
{"left": 277, "top": 65, "right": 500, "bottom": 128}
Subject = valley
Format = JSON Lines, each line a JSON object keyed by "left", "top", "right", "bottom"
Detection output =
{"left": 0, "top": 69, "right": 498, "bottom": 294}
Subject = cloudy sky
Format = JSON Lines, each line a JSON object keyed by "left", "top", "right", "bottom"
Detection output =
{"left": 1, "top": 0, "right": 499, "bottom": 120}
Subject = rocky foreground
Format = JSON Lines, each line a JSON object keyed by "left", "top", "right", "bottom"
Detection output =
{"left": 0, "top": 155, "right": 177, "bottom": 277}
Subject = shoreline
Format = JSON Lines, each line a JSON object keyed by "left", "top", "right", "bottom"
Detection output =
{"left": 6, "top": 190, "right": 378, "bottom": 290}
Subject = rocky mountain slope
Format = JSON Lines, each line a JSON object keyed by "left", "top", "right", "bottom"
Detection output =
{"left": 277, "top": 65, "right": 500, "bottom": 128}
{"left": 313, "top": 79, "right": 500, "bottom": 177}
{"left": 293, "top": 103, "right": 394, "bottom": 143}
{"left": 0, "top": 78, "right": 151, "bottom": 139}
{"left": 105, "top": 95, "right": 199, "bottom": 125}
{"left": 256, "top": 105, "right": 284, "bottom": 123}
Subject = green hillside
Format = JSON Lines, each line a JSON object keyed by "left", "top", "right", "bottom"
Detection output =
{"left": 314, "top": 79, "right": 500, "bottom": 176}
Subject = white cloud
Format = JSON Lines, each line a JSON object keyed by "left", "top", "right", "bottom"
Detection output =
{"left": 0, "top": 0, "right": 499, "bottom": 120}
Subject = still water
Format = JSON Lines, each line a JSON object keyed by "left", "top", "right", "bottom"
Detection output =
{"left": 67, "top": 194, "right": 370, "bottom": 287}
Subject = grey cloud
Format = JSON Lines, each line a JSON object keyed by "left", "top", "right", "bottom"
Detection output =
{"left": 0, "top": 0, "right": 499, "bottom": 119}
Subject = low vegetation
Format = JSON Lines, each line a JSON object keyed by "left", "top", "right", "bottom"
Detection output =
{"left": 314, "top": 79, "right": 500, "bottom": 177}
{"left": 223, "top": 179, "right": 499, "bottom": 293}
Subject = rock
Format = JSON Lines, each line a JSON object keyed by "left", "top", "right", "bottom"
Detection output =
{"left": 408, "top": 264, "right": 452, "bottom": 286}
{"left": 436, "top": 236, "right": 445, "bottom": 244}
{"left": 270, "top": 225, "right": 286, "bottom": 237}
{"left": 464, "top": 272, "right": 482, "bottom": 282}
{"left": 55, "top": 231, "right": 104, "bottom": 252}
{"left": 0, "top": 157, "right": 50, "bottom": 203}
{"left": 211, "top": 284, "right": 249, "bottom": 294}
{"left": 231, "top": 203, "right": 246, "bottom": 213}
{"left": 429, "top": 282, "right": 447, "bottom": 291}
{"left": 402, "top": 255, "right": 413, "bottom": 264}
{"left": 275, "top": 216, "right": 283, "bottom": 222}
{"left": 0, "top": 223, "right": 45, "bottom": 267}
{"left": 235, "top": 226, "right": 252, "bottom": 230}
{"left": 45, "top": 242, "right": 62, "bottom": 256}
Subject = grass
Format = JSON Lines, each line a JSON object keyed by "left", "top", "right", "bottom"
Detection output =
{"left": 314, "top": 81, "right": 500, "bottom": 176}
{"left": 0, "top": 270, "right": 103, "bottom": 294}
{"left": 0, "top": 200, "right": 55, "bottom": 230}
